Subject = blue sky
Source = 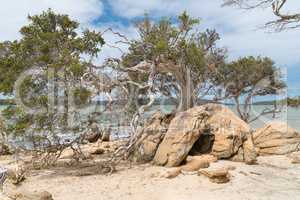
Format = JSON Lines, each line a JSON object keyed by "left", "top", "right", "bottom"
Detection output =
{"left": 0, "top": 0, "right": 299, "bottom": 97}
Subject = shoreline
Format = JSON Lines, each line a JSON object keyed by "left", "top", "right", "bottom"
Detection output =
{"left": 1, "top": 155, "right": 299, "bottom": 200}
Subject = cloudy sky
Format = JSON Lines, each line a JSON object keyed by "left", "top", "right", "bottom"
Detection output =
{"left": 0, "top": 0, "right": 299, "bottom": 96}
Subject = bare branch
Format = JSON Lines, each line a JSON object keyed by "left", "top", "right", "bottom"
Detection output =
{"left": 223, "top": 0, "right": 300, "bottom": 31}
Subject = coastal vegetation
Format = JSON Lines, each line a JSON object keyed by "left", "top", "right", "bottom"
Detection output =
{"left": 0, "top": 10, "right": 285, "bottom": 159}
{"left": 0, "top": 9, "right": 288, "bottom": 171}
{"left": 0, "top": 2, "right": 299, "bottom": 200}
{"left": 286, "top": 97, "right": 300, "bottom": 107}
{"left": 0, "top": 9, "right": 105, "bottom": 166}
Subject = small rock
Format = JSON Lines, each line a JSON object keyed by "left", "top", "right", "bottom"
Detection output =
{"left": 225, "top": 165, "right": 236, "bottom": 171}
{"left": 90, "top": 148, "right": 105, "bottom": 155}
{"left": 198, "top": 168, "right": 230, "bottom": 184}
{"left": 101, "top": 131, "right": 110, "bottom": 142}
{"left": 86, "top": 132, "right": 101, "bottom": 143}
{"left": 161, "top": 168, "right": 181, "bottom": 179}
{"left": 11, "top": 191, "right": 53, "bottom": 200}
{"left": 7, "top": 164, "right": 26, "bottom": 185}
{"left": 288, "top": 151, "right": 300, "bottom": 164}
{"left": 0, "top": 143, "right": 12, "bottom": 156}
{"left": 181, "top": 155, "right": 212, "bottom": 172}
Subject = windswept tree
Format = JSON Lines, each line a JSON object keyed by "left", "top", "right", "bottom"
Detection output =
{"left": 108, "top": 12, "right": 226, "bottom": 113}
{"left": 212, "top": 56, "right": 286, "bottom": 122}
{"left": 223, "top": 0, "right": 300, "bottom": 31}
{"left": 18, "top": 9, "right": 104, "bottom": 126}
{"left": 0, "top": 10, "right": 104, "bottom": 164}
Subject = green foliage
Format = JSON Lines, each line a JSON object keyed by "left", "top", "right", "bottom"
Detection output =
{"left": 213, "top": 56, "right": 285, "bottom": 97}
{"left": 0, "top": 9, "right": 104, "bottom": 95}
{"left": 287, "top": 97, "right": 300, "bottom": 107}
{"left": 121, "top": 12, "right": 225, "bottom": 112}
{"left": 73, "top": 87, "right": 92, "bottom": 106}
{"left": 18, "top": 75, "right": 49, "bottom": 109}
{"left": 122, "top": 12, "right": 215, "bottom": 80}
{"left": 212, "top": 56, "right": 286, "bottom": 122}
{"left": 2, "top": 106, "right": 32, "bottom": 136}
{"left": 0, "top": 41, "right": 30, "bottom": 94}
{"left": 0, "top": 9, "right": 105, "bottom": 140}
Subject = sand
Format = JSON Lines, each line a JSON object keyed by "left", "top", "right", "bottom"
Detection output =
{"left": 2, "top": 155, "right": 300, "bottom": 200}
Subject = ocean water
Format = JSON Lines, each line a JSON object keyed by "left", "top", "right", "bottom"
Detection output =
{"left": 0, "top": 105, "right": 7, "bottom": 111}
{"left": 0, "top": 104, "right": 299, "bottom": 132}
{"left": 148, "top": 104, "right": 300, "bottom": 131}
{"left": 1, "top": 103, "right": 299, "bottom": 150}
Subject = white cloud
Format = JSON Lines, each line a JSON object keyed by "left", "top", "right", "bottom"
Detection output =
{"left": 0, "top": 0, "right": 103, "bottom": 41}
{"left": 108, "top": 0, "right": 182, "bottom": 18}
{"left": 108, "top": 0, "right": 300, "bottom": 67}
{"left": 1, "top": 0, "right": 299, "bottom": 68}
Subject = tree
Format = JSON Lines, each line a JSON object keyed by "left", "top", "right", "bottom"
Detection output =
{"left": 287, "top": 96, "right": 300, "bottom": 107}
{"left": 223, "top": 0, "right": 300, "bottom": 31}
{"left": 19, "top": 9, "right": 104, "bottom": 126}
{"left": 109, "top": 12, "right": 226, "bottom": 112}
{"left": 212, "top": 56, "right": 286, "bottom": 122}
{"left": 0, "top": 10, "right": 104, "bottom": 164}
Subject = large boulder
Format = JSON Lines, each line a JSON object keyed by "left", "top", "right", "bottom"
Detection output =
{"left": 205, "top": 104, "right": 253, "bottom": 160}
{"left": 153, "top": 106, "right": 209, "bottom": 167}
{"left": 253, "top": 122, "right": 300, "bottom": 155}
{"left": 132, "top": 112, "right": 175, "bottom": 163}
{"left": 230, "top": 133, "right": 257, "bottom": 164}
{"left": 153, "top": 104, "right": 256, "bottom": 167}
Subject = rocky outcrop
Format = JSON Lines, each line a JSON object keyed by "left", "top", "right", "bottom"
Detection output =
{"left": 132, "top": 112, "right": 175, "bottom": 163}
{"left": 231, "top": 133, "right": 257, "bottom": 164}
{"left": 253, "top": 122, "right": 300, "bottom": 155}
{"left": 153, "top": 104, "right": 256, "bottom": 167}
{"left": 153, "top": 106, "right": 210, "bottom": 167}
{"left": 205, "top": 105, "right": 254, "bottom": 160}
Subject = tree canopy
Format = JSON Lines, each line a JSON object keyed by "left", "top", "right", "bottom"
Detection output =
{"left": 213, "top": 56, "right": 285, "bottom": 122}
{"left": 114, "top": 12, "right": 226, "bottom": 112}
{"left": 0, "top": 9, "right": 105, "bottom": 148}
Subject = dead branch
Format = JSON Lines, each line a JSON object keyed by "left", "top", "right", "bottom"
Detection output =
{"left": 223, "top": 0, "right": 300, "bottom": 31}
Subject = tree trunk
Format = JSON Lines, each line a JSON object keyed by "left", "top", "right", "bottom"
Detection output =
{"left": 234, "top": 97, "right": 249, "bottom": 123}
{"left": 177, "top": 68, "right": 194, "bottom": 112}
{"left": 125, "top": 85, "right": 138, "bottom": 116}
{"left": 63, "top": 70, "right": 69, "bottom": 129}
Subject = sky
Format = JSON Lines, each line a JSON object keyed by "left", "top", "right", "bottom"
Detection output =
{"left": 0, "top": 0, "right": 299, "bottom": 97}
